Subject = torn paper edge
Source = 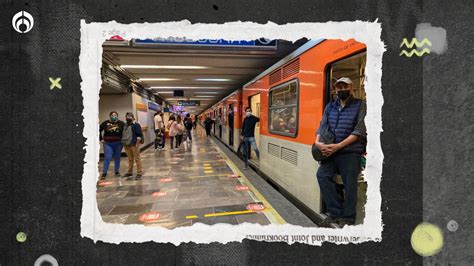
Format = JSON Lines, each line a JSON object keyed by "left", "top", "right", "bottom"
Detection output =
{"left": 79, "top": 20, "right": 385, "bottom": 246}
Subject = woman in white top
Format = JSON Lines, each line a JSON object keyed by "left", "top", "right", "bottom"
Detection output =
{"left": 167, "top": 115, "right": 177, "bottom": 151}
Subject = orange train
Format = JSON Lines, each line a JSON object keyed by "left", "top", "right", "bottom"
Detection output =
{"left": 200, "top": 39, "right": 367, "bottom": 222}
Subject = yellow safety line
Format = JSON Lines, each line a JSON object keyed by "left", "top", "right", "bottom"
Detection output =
{"left": 204, "top": 170, "right": 214, "bottom": 174}
{"left": 186, "top": 215, "right": 199, "bottom": 219}
{"left": 209, "top": 138, "right": 286, "bottom": 225}
{"left": 188, "top": 174, "right": 228, "bottom": 179}
{"left": 204, "top": 210, "right": 255, "bottom": 217}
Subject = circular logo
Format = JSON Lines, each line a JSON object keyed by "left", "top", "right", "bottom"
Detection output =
{"left": 447, "top": 220, "right": 458, "bottom": 232}
{"left": 16, "top": 232, "right": 27, "bottom": 242}
{"left": 12, "top": 11, "right": 34, "bottom": 33}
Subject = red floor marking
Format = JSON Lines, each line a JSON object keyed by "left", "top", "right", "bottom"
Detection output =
{"left": 139, "top": 212, "right": 161, "bottom": 223}
{"left": 247, "top": 203, "right": 265, "bottom": 211}
{"left": 235, "top": 185, "right": 249, "bottom": 191}
{"left": 97, "top": 181, "right": 113, "bottom": 186}
{"left": 160, "top": 178, "right": 173, "bottom": 183}
{"left": 152, "top": 191, "right": 167, "bottom": 197}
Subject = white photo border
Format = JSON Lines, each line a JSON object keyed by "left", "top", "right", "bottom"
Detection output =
{"left": 80, "top": 20, "right": 385, "bottom": 246}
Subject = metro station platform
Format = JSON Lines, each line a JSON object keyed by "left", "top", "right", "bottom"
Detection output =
{"left": 97, "top": 126, "right": 316, "bottom": 229}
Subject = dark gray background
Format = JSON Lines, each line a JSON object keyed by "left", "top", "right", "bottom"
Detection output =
{"left": 0, "top": 0, "right": 470, "bottom": 264}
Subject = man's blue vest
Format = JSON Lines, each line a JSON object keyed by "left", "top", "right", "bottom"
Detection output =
{"left": 326, "top": 97, "right": 366, "bottom": 154}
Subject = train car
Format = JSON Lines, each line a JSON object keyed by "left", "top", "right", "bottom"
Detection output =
{"left": 203, "top": 39, "right": 367, "bottom": 221}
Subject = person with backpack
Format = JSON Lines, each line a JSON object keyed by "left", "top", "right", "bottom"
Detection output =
{"left": 121, "top": 112, "right": 144, "bottom": 180}
{"left": 184, "top": 113, "right": 194, "bottom": 142}
{"left": 314, "top": 77, "right": 367, "bottom": 227}
{"left": 99, "top": 111, "right": 125, "bottom": 180}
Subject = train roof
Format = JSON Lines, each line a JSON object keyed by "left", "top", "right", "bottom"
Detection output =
{"left": 243, "top": 39, "right": 325, "bottom": 88}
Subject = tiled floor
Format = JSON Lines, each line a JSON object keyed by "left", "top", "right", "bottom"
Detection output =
{"left": 97, "top": 127, "right": 272, "bottom": 229}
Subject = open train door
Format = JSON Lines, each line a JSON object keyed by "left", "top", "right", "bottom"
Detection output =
{"left": 249, "top": 93, "right": 261, "bottom": 165}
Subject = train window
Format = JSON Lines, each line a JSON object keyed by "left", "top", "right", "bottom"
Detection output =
{"left": 268, "top": 79, "right": 299, "bottom": 137}
{"left": 328, "top": 51, "right": 367, "bottom": 102}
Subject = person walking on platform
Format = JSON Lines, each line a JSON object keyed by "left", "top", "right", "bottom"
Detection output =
{"left": 314, "top": 77, "right": 367, "bottom": 227}
{"left": 154, "top": 111, "right": 166, "bottom": 151}
{"left": 99, "top": 111, "right": 125, "bottom": 180}
{"left": 192, "top": 114, "right": 197, "bottom": 129}
{"left": 121, "top": 112, "right": 144, "bottom": 180}
{"left": 184, "top": 113, "right": 193, "bottom": 143}
{"left": 241, "top": 107, "right": 260, "bottom": 170}
{"left": 167, "top": 115, "right": 178, "bottom": 152}
{"left": 204, "top": 114, "right": 213, "bottom": 137}
{"left": 175, "top": 115, "right": 185, "bottom": 149}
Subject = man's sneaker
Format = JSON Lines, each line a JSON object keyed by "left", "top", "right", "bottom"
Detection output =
{"left": 123, "top": 173, "right": 133, "bottom": 177}
{"left": 243, "top": 165, "right": 248, "bottom": 170}
{"left": 115, "top": 172, "right": 121, "bottom": 177}
{"left": 100, "top": 174, "right": 107, "bottom": 180}
{"left": 135, "top": 174, "right": 142, "bottom": 180}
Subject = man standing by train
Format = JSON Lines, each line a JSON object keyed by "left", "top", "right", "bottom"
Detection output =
{"left": 241, "top": 107, "right": 260, "bottom": 170}
{"left": 314, "top": 77, "right": 367, "bottom": 227}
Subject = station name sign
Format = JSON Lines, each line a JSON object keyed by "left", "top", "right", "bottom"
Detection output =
{"left": 148, "top": 102, "right": 160, "bottom": 111}
{"left": 133, "top": 37, "right": 277, "bottom": 49}
{"left": 178, "top": 101, "right": 200, "bottom": 106}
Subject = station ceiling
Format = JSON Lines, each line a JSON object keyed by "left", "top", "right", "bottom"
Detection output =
{"left": 102, "top": 39, "right": 307, "bottom": 114}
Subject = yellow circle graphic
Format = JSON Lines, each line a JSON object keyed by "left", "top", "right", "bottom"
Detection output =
{"left": 16, "top": 232, "right": 27, "bottom": 243}
{"left": 411, "top": 222, "right": 444, "bottom": 256}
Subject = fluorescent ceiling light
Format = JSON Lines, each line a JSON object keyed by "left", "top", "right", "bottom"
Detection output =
{"left": 155, "top": 92, "right": 174, "bottom": 94}
{"left": 194, "top": 95, "right": 216, "bottom": 98}
{"left": 149, "top": 86, "right": 224, "bottom": 89}
{"left": 195, "top": 78, "right": 232, "bottom": 82}
{"left": 122, "top": 65, "right": 207, "bottom": 69}
{"left": 139, "top": 78, "right": 178, "bottom": 81}
{"left": 194, "top": 92, "right": 220, "bottom": 94}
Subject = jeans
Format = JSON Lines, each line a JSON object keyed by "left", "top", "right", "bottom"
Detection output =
{"left": 242, "top": 136, "right": 259, "bottom": 166}
{"left": 103, "top": 141, "right": 123, "bottom": 175}
{"left": 186, "top": 129, "right": 192, "bottom": 141}
{"left": 316, "top": 152, "right": 361, "bottom": 223}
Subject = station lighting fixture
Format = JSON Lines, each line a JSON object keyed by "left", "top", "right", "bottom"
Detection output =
{"left": 139, "top": 78, "right": 178, "bottom": 81}
{"left": 194, "top": 78, "right": 232, "bottom": 82}
{"left": 194, "top": 95, "right": 216, "bottom": 98}
{"left": 194, "top": 92, "right": 220, "bottom": 94}
{"left": 121, "top": 65, "right": 208, "bottom": 69}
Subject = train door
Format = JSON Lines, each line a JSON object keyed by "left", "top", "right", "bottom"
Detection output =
{"left": 324, "top": 50, "right": 367, "bottom": 224}
{"left": 249, "top": 94, "right": 261, "bottom": 163}
{"left": 228, "top": 104, "right": 234, "bottom": 146}
{"left": 219, "top": 107, "right": 223, "bottom": 139}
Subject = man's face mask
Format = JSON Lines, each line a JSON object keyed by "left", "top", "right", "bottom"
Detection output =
{"left": 110, "top": 115, "right": 118, "bottom": 122}
{"left": 337, "top": 90, "right": 351, "bottom": 100}
{"left": 246, "top": 111, "right": 252, "bottom": 117}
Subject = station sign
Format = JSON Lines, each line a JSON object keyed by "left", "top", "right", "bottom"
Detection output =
{"left": 148, "top": 101, "right": 160, "bottom": 111}
{"left": 178, "top": 100, "right": 200, "bottom": 106}
{"left": 133, "top": 37, "right": 278, "bottom": 49}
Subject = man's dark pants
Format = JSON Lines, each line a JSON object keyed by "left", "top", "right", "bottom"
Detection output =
{"left": 316, "top": 152, "right": 361, "bottom": 223}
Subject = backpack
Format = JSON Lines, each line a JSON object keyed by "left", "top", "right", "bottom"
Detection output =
{"left": 185, "top": 119, "right": 193, "bottom": 130}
